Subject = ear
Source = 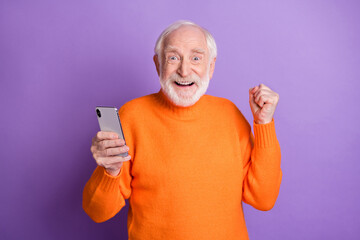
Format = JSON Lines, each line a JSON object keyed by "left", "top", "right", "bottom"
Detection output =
{"left": 209, "top": 57, "right": 216, "bottom": 80}
{"left": 153, "top": 55, "right": 160, "bottom": 76}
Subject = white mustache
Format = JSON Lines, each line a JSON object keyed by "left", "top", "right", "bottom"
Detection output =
{"left": 168, "top": 73, "right": 201, "bottom": 84}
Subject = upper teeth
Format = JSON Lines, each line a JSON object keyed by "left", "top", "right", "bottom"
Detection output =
{"left": 176, "top": 81, "right": 192, "bottom": 85}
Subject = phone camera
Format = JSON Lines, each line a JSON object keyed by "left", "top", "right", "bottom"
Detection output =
{"left": 96, "top": 109, "right": 101, "bottom": 118}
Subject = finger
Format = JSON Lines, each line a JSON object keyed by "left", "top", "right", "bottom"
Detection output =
{"left": 97, "top": 139, "right": 126, "bottom": 150}
{"left": 258, "top": 83, "right": 271, "bottom": 90}
{"left": 249, "top": 88, "right": 254, "bottom": 100}
{"left": 254, "top": 91, "right": 264, "bottom": 103}
{"left": 254, "top": 88, "right": 272, "bottom": 100}
{"left": 103, "top": 145, "right": 129, "bottom": 156}
{"left": 256, "top": 94, "right": 274, "bottom": 108}
{"left": 256, "top": 95, "right": 266, "bottom": 108}
{"left": 90, "top": 144, "right": 97, "bottom": 154}
{"left": 249, "top": 89, "right": 260, "bottom": 112}
{"left": 249, "top": 86, "right": 261, "bottom": 102}
{"left": 96, "top": 155, "right": 131, "bottom": 168}
{"left": 254, "top": 89, "right": 273, "bottom": 103}
{"left": 109, "top": 155, "right": 131, "bottom": 163}
{"left": 95, "top": 131, "right": 119, "bottom": 141}
{"left": 249, "top": 86, "right": 259, "bottom": 95}
{"left": 253, "top": 89, "right": 261, "bottom": 99}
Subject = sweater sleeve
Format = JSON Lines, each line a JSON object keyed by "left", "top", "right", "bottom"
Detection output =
{"left": 242, "top": 119, "right": 282, "bottom": 211}
{"left": 82, "top": 159, "right": 132, "bottom": 223}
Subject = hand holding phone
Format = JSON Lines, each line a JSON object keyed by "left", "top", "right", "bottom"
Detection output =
{"left": 90, "top": 107, "right": 131, "bottom": 176}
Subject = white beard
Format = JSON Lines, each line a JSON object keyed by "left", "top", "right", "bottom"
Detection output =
{"left": 160, "top": 72, "right": 210, "bottom": 107}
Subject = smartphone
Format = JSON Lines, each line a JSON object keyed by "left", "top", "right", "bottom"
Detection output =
{"left": 95, "top": 106, "right": 128, "bottom": 157}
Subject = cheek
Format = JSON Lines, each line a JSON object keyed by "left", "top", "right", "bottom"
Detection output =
{"left": 195, "top": 64, "right": 209, "bottom": 78}
{"left": 161, "top": 64, "right": 176, "bottom": 78}
{"left": 161, "top": 69, "right": 170, "bottom": 79}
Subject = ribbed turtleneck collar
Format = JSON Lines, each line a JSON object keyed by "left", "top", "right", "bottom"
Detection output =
{"left": 153, "top": 89, "right": 208, "bottom": 120}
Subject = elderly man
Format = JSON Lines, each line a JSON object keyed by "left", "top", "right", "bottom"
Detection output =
{"left": 83, "top": 20, "right": 282, "bottom": 240}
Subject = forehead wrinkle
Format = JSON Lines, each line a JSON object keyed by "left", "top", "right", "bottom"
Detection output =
{"left": 192, "top": 48, "right": 206, "bottom": 54}
{"left": 164, "top": 45, "right": 179, "bottom": 53}
{"left": 163, "top": 27, "right": 208, "bottom": 54}
{"left": 164, "top": 45, "right": 206, "bottom": 56}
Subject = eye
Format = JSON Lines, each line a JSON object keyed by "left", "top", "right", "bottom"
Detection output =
{"left": 193, "top": 56, "right": 200, "bottom": 61}
{"left": 169, "top": 56, "right": 178, "bottom": 60}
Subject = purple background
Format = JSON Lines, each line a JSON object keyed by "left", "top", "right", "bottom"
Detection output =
{"left": 1, "top": 0, "right": 359, "bottom": 239}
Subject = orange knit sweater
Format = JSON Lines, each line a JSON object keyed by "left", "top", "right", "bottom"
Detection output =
{"left": 83, "top": 90, "right": 282, "bottom": 240}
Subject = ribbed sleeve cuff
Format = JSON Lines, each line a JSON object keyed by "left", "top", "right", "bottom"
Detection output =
{"left": 90, "top": 166, "right": 122, "bottom": 193}
{"left": 253, "top": 119, "right": 278, "bottom": 148}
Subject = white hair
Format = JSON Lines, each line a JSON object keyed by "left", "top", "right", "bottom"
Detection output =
{"left": 154, "top": 20, "right": 217, "bottom": 63}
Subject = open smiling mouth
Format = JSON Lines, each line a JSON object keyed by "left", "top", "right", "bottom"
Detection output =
{"left": 175, "top": 81, "right": 195, "bottom": 86}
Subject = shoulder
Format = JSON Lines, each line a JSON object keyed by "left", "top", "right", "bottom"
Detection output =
{"left": 204, "top": 95, "right": 250, "bottom": 130}
{"left": 118, "top": 93, "right": 157, "bottom": 118}
{"left": 203, "top": 94, "right": 233, "bottom": 106}
{"left": 204, "top": 95, "right": 243, "bottom": 115}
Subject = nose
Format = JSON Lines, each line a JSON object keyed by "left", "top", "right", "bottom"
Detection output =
{"left": 177, "top": 59, "right": 191, "bottom": 78}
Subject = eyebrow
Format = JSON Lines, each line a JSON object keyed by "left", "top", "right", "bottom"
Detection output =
{"left": 192, "top": 48, "right": 206, "bottom": 54}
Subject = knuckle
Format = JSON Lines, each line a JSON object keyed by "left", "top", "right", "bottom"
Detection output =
{"left": 95, "top": 157, "right": 103, "bottom": 166}
{"left": 115, "top": 139, "right": 122, "bottom": 146}
{"left": 90, "top": 145, "right": 96, "bottom": 153}
{"left": 114, "top": 139, "right": 121, "bottom": 146}
{"left": 120, "top": 146, "right": 127, "bottom": 153}
{"left": 99, "top": 141, "right": 107, "bottom": 149}
{"left": 102, "top": 158, "right": 112, "bottom": 168}
{"left": 116, "top": 148, "right": 122, "bottom": 155}
{"left": 103, "top": 162, "right": 110, "bottom": 169}
{"left": 105, "top": 148, "right": 111, "bottom": 156}
{"left": 96, "top": 131, "right": 102, "bottom": 139}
